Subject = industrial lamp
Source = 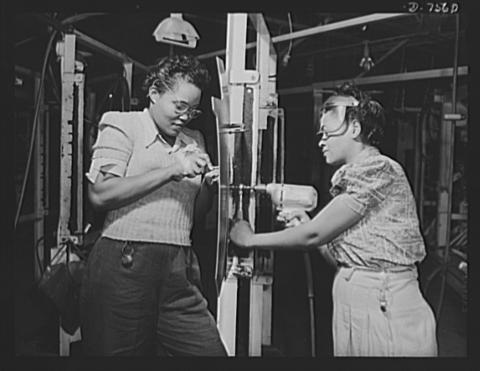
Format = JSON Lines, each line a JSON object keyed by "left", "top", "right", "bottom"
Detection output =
{"left": 152, "top": 13, "right": 200, "bottom": 48}
{"left": 359, "top": 40, "right": 375, "bottom": 72}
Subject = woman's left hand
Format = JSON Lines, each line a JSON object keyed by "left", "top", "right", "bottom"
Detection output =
{"left": 229, "top": 220, "right": 254, "bottom": 248}
{"left": 203, "top": 166, "right": 219, "bottom": 187}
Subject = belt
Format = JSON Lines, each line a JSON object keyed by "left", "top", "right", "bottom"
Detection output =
{"left": 337, "top": 262, "right": 415, "bottom": 273}
{"left": 337, "top": 263, "right": 416, "bottom": 314}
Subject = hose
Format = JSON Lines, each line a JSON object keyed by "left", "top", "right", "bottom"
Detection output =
{"left": 303, "top": 252, "right": 316, "bottom": 357}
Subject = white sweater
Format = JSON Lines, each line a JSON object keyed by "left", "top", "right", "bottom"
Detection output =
{"left": 87, "top": 109, "right": 203, "bottom": 246}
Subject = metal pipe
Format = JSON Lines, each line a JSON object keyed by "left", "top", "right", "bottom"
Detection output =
{"left": 74, "top": 30, "right": 149, "bottom": 71}
{"left": 452, "top": 14, "right": 460, "bottom": 114}
{"left": 198, "top": 13, "right": 410, "bottom": 59}
{"left": 279, "top": 66, "right": 469, "bottom": 96}
{"left": 273, "top": 14, "right": 408, "bottom": 43}
{"left": 292, "top": 30, "right": 451, "bottom": 60}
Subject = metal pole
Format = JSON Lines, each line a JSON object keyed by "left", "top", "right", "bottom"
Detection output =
{"left": 33, "top": 76, "right": 45, "bottom": 281}
{"left": 436, "top": 12, "right": 460, "bottom": 322}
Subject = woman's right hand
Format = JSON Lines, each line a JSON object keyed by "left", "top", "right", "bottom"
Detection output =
{"left": 172, "top": 147, "right": 211, "bottom": 180}
{"left": 277, "top": 208, "right": 311, "bottom": 228}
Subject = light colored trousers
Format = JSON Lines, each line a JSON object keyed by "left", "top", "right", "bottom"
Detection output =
{"left": 332, "top": 266, "right": 438, "bottom": 357}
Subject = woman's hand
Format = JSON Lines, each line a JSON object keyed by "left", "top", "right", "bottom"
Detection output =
{"left": 229, "top": 220, "right": 254, "bottom": 248}
{"left": 172, "top": 146, "right": 211, "bottom": 180}
{"left": 203, "top": 166, "right": 219, "bottom": 187}
{"left": 277, "top": 208, "right": 311, "bottom": 228}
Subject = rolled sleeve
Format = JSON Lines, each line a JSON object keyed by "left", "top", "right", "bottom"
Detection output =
{"left": 86, "top": 113, "right": 134, "bottom": 183}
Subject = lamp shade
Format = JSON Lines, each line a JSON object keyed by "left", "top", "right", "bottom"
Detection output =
{"left": 153, "top": 13, "right": 200, "bottom": 48}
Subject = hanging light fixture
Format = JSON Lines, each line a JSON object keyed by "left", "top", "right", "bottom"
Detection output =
{"left": 359, "top": 40, "right": 375, "bottom": 72}
{"left": 152, "top": 13, "right": 200, "bottom": 49}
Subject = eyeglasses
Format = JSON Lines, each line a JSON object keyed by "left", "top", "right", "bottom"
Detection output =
{"left": 164, "top": 86, "right": 203, "bottom": 120}
{"left": 171, "top": 99, "right": 202, "bottom": 120}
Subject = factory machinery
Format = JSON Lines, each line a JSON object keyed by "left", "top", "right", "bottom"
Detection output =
{"left": 13, "top": 12, "right": 467, "bottom": 357}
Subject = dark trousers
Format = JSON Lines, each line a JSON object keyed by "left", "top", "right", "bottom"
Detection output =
{"left": 79, "top": 237, "right": 227, "bottom": 356}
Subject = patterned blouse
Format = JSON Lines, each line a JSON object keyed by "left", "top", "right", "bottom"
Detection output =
{"left": 327, "top": 146, "right": 426, "bottom": 269}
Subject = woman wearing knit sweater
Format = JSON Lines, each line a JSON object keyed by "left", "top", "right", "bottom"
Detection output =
{"left": 229, "top": 83, "right": 437, "bottom": 357}
{"left": 80, "top": 54, "right": 227, "bottom": 356}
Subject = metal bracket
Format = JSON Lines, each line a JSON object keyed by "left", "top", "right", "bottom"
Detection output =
{"left": 229, "top": 70, "right": 260, "bottom": 84}
{"left": 219, "top": 123, "right": 246, "bottom": 133}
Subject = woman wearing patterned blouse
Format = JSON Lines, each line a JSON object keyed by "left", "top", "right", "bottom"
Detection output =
{"left": 229, "top": 82, "right": 437, "bottom": 357}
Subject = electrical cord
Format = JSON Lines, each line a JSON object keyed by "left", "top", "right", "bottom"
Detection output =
{"left": 34, "top": 236, "right": 45, "bottom": 278}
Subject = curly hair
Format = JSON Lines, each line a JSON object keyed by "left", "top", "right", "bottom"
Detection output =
{"left": 142, "top": 54, "right": 211, "bottom": 95}
{"left": 334, "top": 82, "right": 386, "bottom": 147}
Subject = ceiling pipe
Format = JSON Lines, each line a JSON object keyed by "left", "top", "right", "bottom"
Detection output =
{"left": 279, "top": 66, "right": 468, "bottom": 95}
{"left": 197, "top": 13, "right": 412, "bottom": 59}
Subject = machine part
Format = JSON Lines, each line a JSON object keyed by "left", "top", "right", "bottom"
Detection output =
{"left": 213, "top": 13, "right": 279, "bottom": 357}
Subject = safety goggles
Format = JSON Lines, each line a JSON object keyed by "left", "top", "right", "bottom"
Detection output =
{"left": 317, "top": 95, "right": 359, "bottom": 138}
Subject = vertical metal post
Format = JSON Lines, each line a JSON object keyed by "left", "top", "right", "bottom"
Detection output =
{"left": 216, "top": 14, "right": 251, "bottom": 356}
{"left": 435, "top": 13, "right": 460, "bottom": 320}
{"left": 75, "top": 61, "right": 85, "bottom": 241}
{"left": 247, "top": 13, "right": 278, "bottom": 356}
{"left": 226, "top": 13, "right": 248, "bottom": 126}
{"left": 417, "top": 110, "right": 428, "bottom": 223}
{"left": 33, "top": 76, "right": 45, "bottom": 281}
{"left": 56, "top": 34, "right": 76, "bottom": 247}
{"left": 57, "top": 33, "right": 83, "bottom": 356}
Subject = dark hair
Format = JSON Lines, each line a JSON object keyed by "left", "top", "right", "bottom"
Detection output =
{"left": 334, "top": 82, "right": 385, "bottom": 147}
{"left": 142, "top": 54, "right": 211, "bottom": 95}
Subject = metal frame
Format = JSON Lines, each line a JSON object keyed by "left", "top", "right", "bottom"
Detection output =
{"left": 35, "top": 14, "right": 149, "bottom": 72}
{"left": 214, "top": 13, "right": 280, "bottom": 357}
